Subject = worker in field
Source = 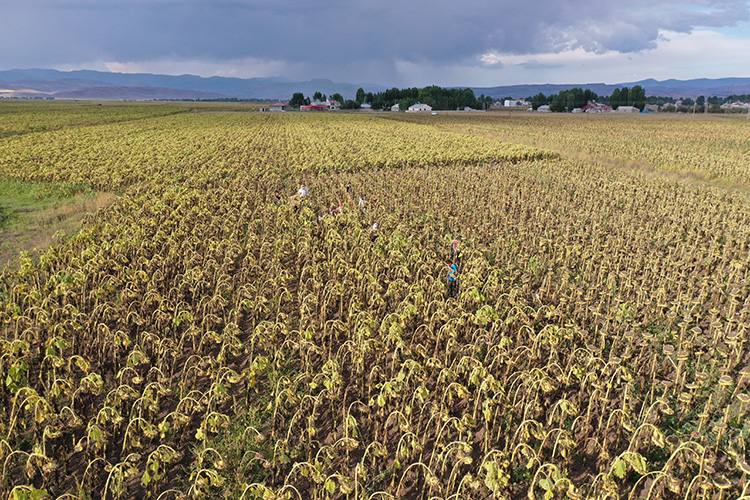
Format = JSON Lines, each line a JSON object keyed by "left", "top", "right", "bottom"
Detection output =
{"left": 370, "top": 222, "right": 379, "bottom": 242}
{"left": 447, "top": 259, "right": 459, "bottom": 298}
{"left": 327, "top": 202, "right": 343, "bottom": 216}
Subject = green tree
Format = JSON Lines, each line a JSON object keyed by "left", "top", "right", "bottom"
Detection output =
{"left": 620, "top": 87, "right": 630, "bottom": 106}
{"left": 628, "top": 86, "right": 646, "bottom": 110}
{"left": 610, "top": 89, "right": 621, "bottom": 109}
{"left": 383, "top": 87, "right": 401, "bottom": 103}
{"left": 531, "top": 92, "right": 547, "bottom": 110}
{"left": 289, "top": 92, "right": 307, "bottom": 108}
{"left": 398, "top": 98, "right": 417, "bottom": 112}
{"left": 568, "top": 87, "right": 585, "bottom": 109}
{"left": 566, "top": 93, "right": 576, "bottom": 111}
{"left": 371, "top": 94, "right": 384, "bottom": 110}
{"left": 356, "top": 88, "right": 365, "bottom": 104}
{"left": 459, "top": 88, "right": 477, "bottom": 109}
{"left": 549, "top": 94, "right": 566, "bottom": 112}
{"left": 330, "top": 93, "right": 344, "bottom": 103}
{"left": 313, "top": 91, "right": 326, "bottom": 102}
{"left": 478, "top": 94, "right": 493, "bottom": 110}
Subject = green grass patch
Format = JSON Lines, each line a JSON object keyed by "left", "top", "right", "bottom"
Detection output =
{"left": 0, "top": 176, "right": 94, "bottom": 230}
{"left": 0, "top": 176, "right": 115, "bottom": 267}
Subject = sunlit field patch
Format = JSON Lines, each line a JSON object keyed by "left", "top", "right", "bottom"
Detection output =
{"left": 388, "top": 112, "right": 750, "bottom": 187}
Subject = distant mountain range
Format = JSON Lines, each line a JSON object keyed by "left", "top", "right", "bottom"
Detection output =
{"left": 0, "top": 69, "right": 386, "bottom": 101}
{"left": 1, "top": 69, "right": 749, "bottom": 101}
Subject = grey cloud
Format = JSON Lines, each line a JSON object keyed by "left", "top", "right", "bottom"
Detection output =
{"left": 1, "top": 0, "right": 748, "bottom": 77}
{"left": 517, "top": 60, "right": 564, "bottom": 70}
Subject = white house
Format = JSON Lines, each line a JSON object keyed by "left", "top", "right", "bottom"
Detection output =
{"left": 269, "top": 101, "right": 290, "bottom": 112}
{"left": 615, "top": 106, "right": 640, "bottom": 113}
{"left": 407, "top": 103, "right": 433, "bottom": 113}
{"left": 326, "top": 99, "right": 340, "bottom": 110}
{"left": 537, "top": 105, "right": 551, "bottom": 112}
{"left": 720, "top": 101, "right": 750, "bottom": 110}
{"left": 504, "top": 99, "right": 529, "bottom": 108}
{"left": 391, "top": 103, "right": 400, "bottom": 112}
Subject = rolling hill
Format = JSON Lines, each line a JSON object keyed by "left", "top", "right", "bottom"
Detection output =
{"left": 0, "top": 68, "right": 748, "bottom": 101}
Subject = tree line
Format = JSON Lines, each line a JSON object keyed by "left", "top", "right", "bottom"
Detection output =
{"left": 289, "top": 86, "right": 494, "bottom": 111}
{"left": 289, "top": 85, "right": 748, "bottom": 113}
{"left": 528, "top": 86, "right": 646, "bottom": 111}
{"left": 647, "top": 94, "right": 750, "bottom": 113}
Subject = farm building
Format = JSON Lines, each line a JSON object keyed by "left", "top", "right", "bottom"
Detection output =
{"left": 504, "top": 99, "right": 530, "bottom": 108}
{"left": 270, "top": 102, "right": 290, "bottom": 112}
{"left": 722, "top": 101, "right": 750, "bottom": 109}
{"left": 616, "top": 106, "right": 640, "bottom": 113}
{"left": 407, "top": 103, "right": 433, "bottom": 113}
{"left": 537, "top": 105, "right": 551, "bottom": 112}
{"left": 583, "top": 102, "right": 613, "bottom": 113}
{"left": 300, "top": 103, "right": 329, "bottom": 111}
{"left": 391, "top": 104, "right": 400, "bottom": 112}
{"left": 327, "top": 99, "right": 341, "bottom": 110}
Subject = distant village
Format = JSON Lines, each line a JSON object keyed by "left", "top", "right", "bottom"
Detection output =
{"left": 263, "top": 97, "right": 750, "bottom": 114}
{"left": 501, "top": 98, "right": 750, "bottom": 114}
{"left": 263, "top": 100, "right": 442, "bottom": 113}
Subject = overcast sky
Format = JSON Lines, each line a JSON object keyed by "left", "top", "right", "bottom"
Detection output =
{"left": 2, "top": 0, "right": 749, "bottom": 86}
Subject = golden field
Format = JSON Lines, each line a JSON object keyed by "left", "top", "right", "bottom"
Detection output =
{"left": 1, "top": 103, "right": 749, "bottom": 499}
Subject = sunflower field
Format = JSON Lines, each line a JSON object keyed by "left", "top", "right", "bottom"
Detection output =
{"left": 0, "top": 104, "right": 749, "bottom": 500}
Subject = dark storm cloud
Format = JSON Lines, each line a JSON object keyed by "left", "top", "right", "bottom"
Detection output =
{"left": 1, "top": 0, "right": 748, "bottom": 70}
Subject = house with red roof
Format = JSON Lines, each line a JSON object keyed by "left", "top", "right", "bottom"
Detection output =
{"left": 270, "top": 102, "right": 290, "bottom": 112}
{"left": 583, "top": 101, "right": 613, "bottom": 113}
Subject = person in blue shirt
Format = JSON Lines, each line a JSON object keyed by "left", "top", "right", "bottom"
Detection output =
{"left": 447, "top": 260, "right": 458, "bottom": 298}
